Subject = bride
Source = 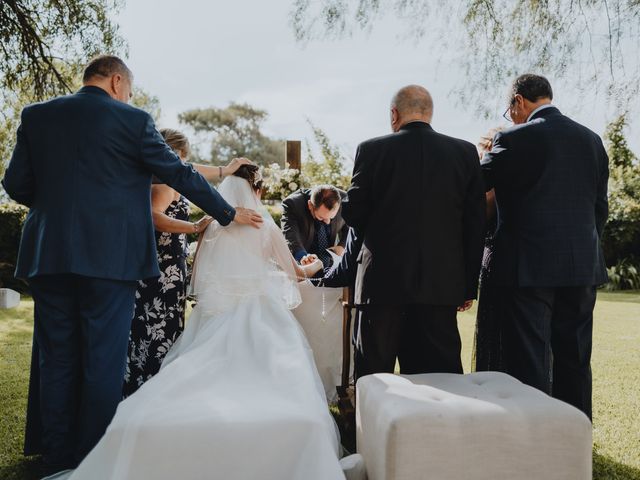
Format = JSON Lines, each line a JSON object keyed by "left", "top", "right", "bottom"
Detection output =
{"left": 61, "top": 165, "right": 346, "bottom": 479}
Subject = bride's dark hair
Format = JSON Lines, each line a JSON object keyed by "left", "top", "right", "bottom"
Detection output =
{"left": 232, "top": 164, "right": 263, "bottom": 192}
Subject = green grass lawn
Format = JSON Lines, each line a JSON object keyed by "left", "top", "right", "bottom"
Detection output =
{"left": 2, "top": 292, "right": 639, "bottom": 479}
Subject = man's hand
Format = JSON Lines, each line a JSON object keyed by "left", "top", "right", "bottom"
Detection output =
{"left": 224, "top": 157, "right": 252, "bottom": 177}
{"left": 300, "top": 254, "right": 319, "bottom": 266}
{"left": 328, "top": 246, "right": 345, "bottom": 256}
{"left": 457, "top": 300, "right": 474, "bottom": 312}
{"left": 233, "top": 207, "right": 263, "bottom": 229}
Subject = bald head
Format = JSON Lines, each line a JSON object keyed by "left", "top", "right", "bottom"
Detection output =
{"left": 390, "top": 85, "right": 433, "bottom": 131}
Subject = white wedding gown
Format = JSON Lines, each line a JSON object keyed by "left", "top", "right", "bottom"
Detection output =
{"left": 294, "top": 281, "right": 352, "bottom": 401}
{"left": 64, "top": 177, "right": 345, "bottom": 480}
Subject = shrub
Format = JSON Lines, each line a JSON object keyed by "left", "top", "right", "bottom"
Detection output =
{"left": 0, "top": 202, "right": 28, "bottom": 291}
{"left": 604, "top": 257, "right": 640, "bottom": 291}
{"left": 264, "top": 204, "right": 282, "bottom": 226}
{"left": 601, "top": 114, "right": 640, "bottom": 266}
{"left": 261, "top": 164, "right": 307, "bottom": 201}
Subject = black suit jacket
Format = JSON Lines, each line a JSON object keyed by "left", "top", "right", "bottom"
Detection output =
{"left": 2, "top": 86, "right": 235, "bottom": 281}
{"left": 281, "top": 188, "right": 349, "bottom": 260}
{"left": 342, "top": 122, "right": 486, "bottom": 306}
{"left": 481, "top": 106, "right": 609, "bottom": 287}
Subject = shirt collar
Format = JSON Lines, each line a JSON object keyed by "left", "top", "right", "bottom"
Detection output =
{"left": 527, "top": 104, "right": 554, "bottom": 122}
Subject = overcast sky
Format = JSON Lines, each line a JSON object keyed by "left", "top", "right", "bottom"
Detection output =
{"left": 116, "top": 0, "right": 639, "bottom": 165}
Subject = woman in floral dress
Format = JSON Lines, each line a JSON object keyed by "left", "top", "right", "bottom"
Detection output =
{"left": 123, "top": 129, "right": 250, "bottom": 396}
{"left": 472, "top": 128, "right": 504, "bottom": 372}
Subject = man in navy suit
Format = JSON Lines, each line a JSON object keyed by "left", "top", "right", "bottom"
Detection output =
{"left": 482, "top": 74, "right": 609, "bottom": 419}
{"left": 2, "top": 55, "right": 263, "bottom": 472}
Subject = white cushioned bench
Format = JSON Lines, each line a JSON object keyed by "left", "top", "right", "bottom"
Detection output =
{"left": 356, "top": 372, "right": 591, "bottom": 480}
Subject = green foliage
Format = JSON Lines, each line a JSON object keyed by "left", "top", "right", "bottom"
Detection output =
{"left": 0, "top": 0, "right": 125, "bottom": 101}
{"left": 0, "top": 108, "right": 19, "bottom": 180}
{"left": 291, "top": 0, "right": 640, "bottom": 115}
{"left": 261, "top": 164, "right": 305, "bottom": 201}
{"left": 178, "top": 103, "right": 285, "bottom": 166}
{"left": 1, "top": 1, "right": 124, "bottom": 179}
{"left": 605, "top": 115, "right": 638, "bottom": 169}
{"left": 302, "top": 121, "right": 351, "bottom": 190}
{"left": 602, "top": 114, "right": 640, "bottom": 266}
{"left": 131, "top": 88, "right": 162, "bottom": 123}
{"left": 605, "top": 258, "right": 640, "bottom": 291}
{"left": 0, "top": 202, "right": 28, "bottom": 291}
{"left": 264, "top": 204, "right": 283, "bottom": 227}
{"left": 261, "top": 123, "right": 352, "bottom": 201}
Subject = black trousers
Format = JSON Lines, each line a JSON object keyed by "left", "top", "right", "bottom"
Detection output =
{"left": 500, "top": 286, "right": 596, "bottom": 420}
{"left": 353, "top": 304, "right": 463, "bottom": 380}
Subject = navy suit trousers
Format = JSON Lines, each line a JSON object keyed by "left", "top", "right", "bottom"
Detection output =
{"left": 28, "top": 274, "right": 137, "bottom": 466}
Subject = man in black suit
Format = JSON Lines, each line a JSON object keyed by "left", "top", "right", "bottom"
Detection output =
{"left": 342, "top": 85, "right": 486, "bottom": 379}
{"left": 281, "top": 186, "right": 349, "bottom": 271}
{"left": 2, "top": 55, "right": 262, "bottom": 473}
{"left": 481, "top": 74, "right": 609, "bottom": 419}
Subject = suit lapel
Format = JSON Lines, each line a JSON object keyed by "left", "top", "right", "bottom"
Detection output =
{"left": 330, "top": 216, "right": 339, "bottom": 246}
{"left": 305, "top": 215, "right": 315, "bottom": 249}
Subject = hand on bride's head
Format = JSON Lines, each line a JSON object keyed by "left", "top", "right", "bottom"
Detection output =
{"left": 224, "top": 157, "right": 252, "bottom": 176}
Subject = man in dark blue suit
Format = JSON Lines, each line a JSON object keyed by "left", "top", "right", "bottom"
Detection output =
{"left": 2, "top": 55, "right": 263, "bottom": 473}
{"left": 481, "top": 74, "right": 609, "bottom": 419}
{"left": 313, "top": 228, "right": 363, "bottom": 288}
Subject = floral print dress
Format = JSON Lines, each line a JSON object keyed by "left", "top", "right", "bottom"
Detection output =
{"left": 472, "top": 216, "right": 505, "bottom": 372}
{"left": 123, "top": 196, "right": 190, "bottom": 397}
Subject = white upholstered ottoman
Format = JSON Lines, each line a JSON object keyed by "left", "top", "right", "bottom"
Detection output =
{"left": 356, "top": 372, "right": 591, "bottom": 480}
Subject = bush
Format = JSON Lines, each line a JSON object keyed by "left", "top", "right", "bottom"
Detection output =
{"left": 0, "top": 202, "right": 28, "bottom": 291}
{"left": 601, "top": 114, "right": 640, "bottom": 266}
{"left": 264, "top": 203, "right": 282, "bottom": 226}
{"left": 261, "top": 164, "right": 306, "bottom": 201}
{"left": 601, "top": 164, "right": 640, "bottom": 264}
{"left": 604, "top": 257, "right": 640, "bottom": 291}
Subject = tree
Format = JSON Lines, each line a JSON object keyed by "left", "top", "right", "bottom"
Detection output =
{"left": 131, "top": 88, "right": 162, "bottom": 123}
{"left": 290, "top": 0, "right": 640, "bottom": 116}
{"left": 303, "top": 121, "right": 351, "bottom": 190}
{"left": 0, "top": 0, "right": 125, "bottom": 101}
{"left": 602, "top": 113, "right": 640, "bottom": 267}
{"left": 261, "top": 121, "right": 352, "bottom": 200}
{"left": 604, "top": 113, "right": 637, "bottom": 169}
{"left": 1, "top": 0, "right": 126, "bottom": 179}
{"left": 178, "top": 102, "right": 285, "bottom": 166}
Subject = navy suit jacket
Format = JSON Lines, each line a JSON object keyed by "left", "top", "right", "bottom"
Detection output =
{"left": 481, "top": 106, "right": 609, "bottom": 287}
{"left": 2, "top": 86, "right": 236, "bottom": 281}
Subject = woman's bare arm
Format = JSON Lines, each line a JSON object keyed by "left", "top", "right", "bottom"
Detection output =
{"left": 191, "top": 158, "right": 252, "bottom": 182}
{"left": 151, "top": 184, "right": 212, "bottom": 234}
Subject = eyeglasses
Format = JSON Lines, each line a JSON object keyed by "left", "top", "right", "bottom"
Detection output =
{"left": 502, "top": 96, "right": 517, "bottom": 122}
{"left": 502, "top": 107, "right": 512, "bottom": 122}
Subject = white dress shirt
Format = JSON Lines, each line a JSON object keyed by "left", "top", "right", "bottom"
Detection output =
{"left": 527, "top": 103, "right": 555, "bottom": 122}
